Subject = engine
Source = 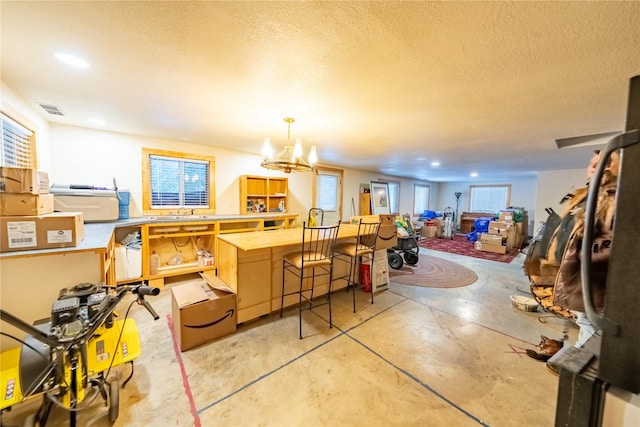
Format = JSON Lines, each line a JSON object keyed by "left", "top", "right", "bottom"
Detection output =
{"left": 51, "top": 283, "right": 108, "bottom": 339}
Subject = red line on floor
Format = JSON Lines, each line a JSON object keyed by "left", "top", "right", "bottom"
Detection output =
{"left": 167, "top": 314, "right": 201, "bottom": 427}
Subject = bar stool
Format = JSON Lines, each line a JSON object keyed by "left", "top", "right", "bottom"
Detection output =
{"left": 333, "top": 219, "right": 381, "bottom": 313}
{"left": 280, "top": 222, "right": 340, "bottom": 339}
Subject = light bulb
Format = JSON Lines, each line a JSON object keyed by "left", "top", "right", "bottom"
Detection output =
{"left": 262, "top": 137, "right": 273, "bottom": 159}
{"left": 308, "top": 146, "right": 317, "bottom": 164}
{"left": 292, "top": 138, "right": 303, "bottom": 159}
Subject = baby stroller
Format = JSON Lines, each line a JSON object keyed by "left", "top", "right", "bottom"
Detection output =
{"left": 441, "top": 207, "right": 455, "bottom": 240}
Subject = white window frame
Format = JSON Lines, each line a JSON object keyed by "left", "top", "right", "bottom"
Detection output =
{"left": 142, "top": 148, "right": 216, "bottom": 215}
{"left": 312, "top": 166, "right": 343, "bottom": 225}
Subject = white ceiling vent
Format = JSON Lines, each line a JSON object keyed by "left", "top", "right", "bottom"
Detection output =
{"left": 38, "top": 103, "right": 64, "bottom": 116}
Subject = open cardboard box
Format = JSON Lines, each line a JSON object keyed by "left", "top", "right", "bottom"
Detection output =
{"left": 349, "top": 214, "right": 398, "bottom": 249}
{"left": 171, "top": 273, "right": 237, "bottom": 351}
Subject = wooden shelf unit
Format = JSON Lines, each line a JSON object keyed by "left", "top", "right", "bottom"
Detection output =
{"left": 144, "top": 221, "right": 217, "bottom": 287}
{"left": 240, "top": 175, "right": 288, "bottom": 214}
{"left": 136, "top": 215, "right": 298, "bottom": 288}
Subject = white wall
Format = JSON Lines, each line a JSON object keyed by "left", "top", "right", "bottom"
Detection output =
{"left": 535, "top": 168, "right": 589, "bottom": 233}
{"left": 47, "top": 124, "right": 437, "bottom": 222}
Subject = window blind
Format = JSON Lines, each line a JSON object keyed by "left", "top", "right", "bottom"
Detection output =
{"left": 413, "top": 184, "right": 429, "bottom": 215}
{"left": 317, "top": 174, "right": 338, "bottom": 211}
{"left": 150, "top": 155, "right": 210, "bottom": 208}
{"left": 470, "top": 186, "right": 509, "bottom": 212}
{"left": 1, "top": 113, "right": 33, "bottom": 167}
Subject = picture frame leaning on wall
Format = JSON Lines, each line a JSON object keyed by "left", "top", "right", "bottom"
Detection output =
{"left": 370, "top": 181, "right": 391, "bottom": 215}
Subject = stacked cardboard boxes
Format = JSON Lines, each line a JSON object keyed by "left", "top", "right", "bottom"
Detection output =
{"left": 474, "top": 219, "right": 516, "bottom": 255}
{"left": 0, "top": 167, "right": 84, "bottom": 252}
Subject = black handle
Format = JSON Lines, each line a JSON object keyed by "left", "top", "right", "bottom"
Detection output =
{"left": 136, "top": 286, "right": 160, "bottom": 297}
{"left": 138, "top": 298, "right": 159, "bottom": 321}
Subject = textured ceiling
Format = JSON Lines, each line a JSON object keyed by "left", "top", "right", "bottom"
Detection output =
{"left": 2, "top": 1, "right": 640, "bottom": 181}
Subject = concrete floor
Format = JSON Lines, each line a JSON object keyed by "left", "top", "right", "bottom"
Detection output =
{"left": 1, "top": 246, "right": 575, "bottom": 427}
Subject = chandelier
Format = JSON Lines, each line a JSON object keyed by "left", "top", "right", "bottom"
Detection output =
{"left": 261, "top": 117, "right": 317, "bottom": 173}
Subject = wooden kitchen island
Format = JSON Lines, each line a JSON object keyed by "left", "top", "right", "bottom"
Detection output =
{"left": 216, "top": 224, "right": 360, "bottom": 323}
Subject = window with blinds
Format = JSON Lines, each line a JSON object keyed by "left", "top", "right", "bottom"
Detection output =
{"left": 142, "top": 148, "right": 216, "bottom": 213}
{"left": 469, "top": 185, "right": 510, "bottom": 212}
{"left": 317, "top": 174, "right": 338, "bottom": 211}
{"left": 150, "top": 155, "right": 210, "bottom": 208}
{"left": 1, "top": 113, "right": 35, "bottom": 167}
{"left": 413, "top": 184, "right": 430, "bottom": 216}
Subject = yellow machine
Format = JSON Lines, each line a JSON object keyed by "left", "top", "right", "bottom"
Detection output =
{"left": 0, "top": 283, "right": 159, "bottom": 426}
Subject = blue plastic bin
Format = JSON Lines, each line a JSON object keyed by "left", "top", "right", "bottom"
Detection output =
{"left": 118, "top": 190, "right": 130, "bottom": 220}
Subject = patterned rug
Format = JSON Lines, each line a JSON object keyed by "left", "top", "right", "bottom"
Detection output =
{"left": 418, "top": 234, "right": 520, "bottom": 264}
{"left": 389, "top": 254, "right": 478, "bottom": 288}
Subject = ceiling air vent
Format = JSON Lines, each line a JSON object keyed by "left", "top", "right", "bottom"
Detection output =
{"left": 38, "top": 103, "right": 64, "bottom": 116}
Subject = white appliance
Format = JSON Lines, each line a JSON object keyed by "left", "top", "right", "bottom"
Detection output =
{"left": 51, "top": 184, "right": 119, "bottom": 222}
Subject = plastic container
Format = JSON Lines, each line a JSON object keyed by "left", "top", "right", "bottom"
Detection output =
{"left": 149, "top": 250, "right": 160, "bottom": 276}
{"left": 118, "top": 190, "right": 130, "bottom": 220}
{"left": 510, "top": 295, "right": 539, "bottom": 312}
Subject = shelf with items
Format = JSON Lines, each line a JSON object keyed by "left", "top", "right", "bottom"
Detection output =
{"left": 145, "top": 222, "right": 216, "bottom": 287}
{"left": 240, "top": 175, "right": 288, "bottom": 214}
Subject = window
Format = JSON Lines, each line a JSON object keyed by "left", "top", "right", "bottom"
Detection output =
{"left": 313, "top": 166, "right": 343, "bottom": 225}
{"left": 1, "top": 112, "right": 35, "bottom": 168}
{"left": 469, "top": 185, "right": 511, "bottom": 212}
{"left": 378, "top": 179, "right": 400, "bottom": 215}
{"left": 142, "top": 148, "right": 215, "bottom": 214}
{"left": 317, "top": 174, "right": 338, "bottom": 211}
{"left": 413, "top": 184, "right": 430, "bottom": 216}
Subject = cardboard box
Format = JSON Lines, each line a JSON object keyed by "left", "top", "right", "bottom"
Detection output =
{"left": 480, "top": 233, "right": 505, "bottom": 245}
{"left": 488, "top": 221, "right": 513, "bottom": 236}
{"left": 350, "top": 214, "right": 398, "bottom": 249}
{"left": 0, "top": 193, "right": 54, "bottom": 216}
{"left": 372, "top": 249, "right": 389, "bottom": 292}
{"left": 0, "top": 167, "right": 49, "bottom": 194}
{"left": 498, "top": 211, "right": 514, "bottom": 221}
{"left": 475, "top": 241, "right": 507, "bottom": 254}
{"left": 421, "top": 225, "right": 437, "bottom": 238}
{"left": 431, "top": 217, "right": 444, "bottom": 237}
{"left": 171, "top": 274, "right": 237, "bottom": 351}
{"left": 0, "top": 212, "right": 84, "bottom": 253}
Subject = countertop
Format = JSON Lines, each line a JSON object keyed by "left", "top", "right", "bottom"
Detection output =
{"left": 0, "top": 213, "right": 297, "bottom": 259}
{"left": 217, "top": 223, "right": 359, "bottom": 252}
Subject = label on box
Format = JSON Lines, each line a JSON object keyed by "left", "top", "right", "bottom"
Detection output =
{"left": 47, "top": 229, "right": 73, "bottom": 243}
{"left": 6, "top": 221, "right": 37, "bottom": 248}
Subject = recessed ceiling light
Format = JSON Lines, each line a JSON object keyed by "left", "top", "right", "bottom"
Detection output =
{"left": 430, "top": 161, "right": 440, "bottom": 167}
{"left": 470, "top": 172, "right": 478, "bottom": 177}
{"left": 53, "top": 52, "right": 90, "bottom": 69}
{"left": 89, "top": 118, "right": 105, "bottom": 125}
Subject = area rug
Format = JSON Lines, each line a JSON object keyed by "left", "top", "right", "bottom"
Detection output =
{"left": 418, "top": 235, "right": 519, "bottom": 264}
{"left": 389, "top": 254, "right": 478, "bottom": 288}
